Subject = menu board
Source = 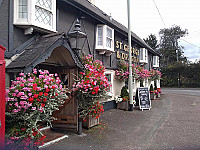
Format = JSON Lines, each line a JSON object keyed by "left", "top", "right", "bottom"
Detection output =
{"left": 138, "top": 87, "right": 151, "bottom": 111}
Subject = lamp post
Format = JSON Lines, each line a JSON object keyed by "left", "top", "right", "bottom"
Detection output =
{"left": 68, "top": 18, "right": 87, "bottom": 135}
{"left": 127, "top": 0, "right": 133, "bottom": 111}
{"left": 176, "top": 49, "right": 180, "bottom": 88}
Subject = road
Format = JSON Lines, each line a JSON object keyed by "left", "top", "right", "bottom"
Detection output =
{"left": 44, "top": 88, "right": 200, "bottom": 150}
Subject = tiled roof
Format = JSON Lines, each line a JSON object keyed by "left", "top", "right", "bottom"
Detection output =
{"left": 7, "top": 33, "right": 64, "bottom": 69}
{"left": 64, "top": 0, "right": 160, "bottom": 56}
{"left": 6, "top": 33, "right": 84, "bottom": 71}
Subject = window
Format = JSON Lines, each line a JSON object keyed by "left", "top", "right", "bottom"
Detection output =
{"left": 139, "top": 48, "right": 148, "bottom": 64}
{"left": 104, "top": 71, "right": 114, "bottom": 95}
{"left": 35, "top": 0, "right": 53, "bottom": 26}
{"left": 153, "top": 56, "right": 159, "bottom": 68}
{"left": 106, "top": 27, "right": 112, "bottom": 48}
{"left": 18, "top": 0, "right": 28, "bottom": 19}
{"left": 97, "top": 26, "right": 103, "bottom": 46}
{"left": 14, "top": 0, "right": 56, "bottom": 33}
{"left": 96, "top": 25, "right": 114, "bottom": 55}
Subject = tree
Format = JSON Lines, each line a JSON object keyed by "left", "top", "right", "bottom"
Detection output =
{"left": 143, "top": 34, "right": 159, "bottom": 50}
{"left": 159, "top": 25, "right": 188, "bottom": 66}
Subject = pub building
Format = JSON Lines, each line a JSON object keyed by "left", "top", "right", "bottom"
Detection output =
{"left": 1, "top": 0, "right": 160, "bottom": 129}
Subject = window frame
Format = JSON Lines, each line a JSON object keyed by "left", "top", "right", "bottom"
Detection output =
{"left": 104, "top": 71, "right": 114, "bottom": 95}
{"left": 13, "top": 0, "right": 56, "bottom": 33}
{"left": 139, "top": 48, "right": 148, "bottom": 64}
{"left": 96, "top": 24, "right": 114, "bottom": 53}
{"left": 153, "top": 56, "right": 159, "bottom": 68}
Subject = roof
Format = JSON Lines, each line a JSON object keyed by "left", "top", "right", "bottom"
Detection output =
{"left": 6, "top": 33, "right": 84, "bottom": 72}
{"left": 62, "top": 0, "right": 160, "bottom": 56}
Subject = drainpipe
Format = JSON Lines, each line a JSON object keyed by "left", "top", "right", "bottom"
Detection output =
{"left": 0, "top": 45, "right": 6, "bottom": 149}
{"left": 127, "top": 0, "right": 133, "bottom": 111}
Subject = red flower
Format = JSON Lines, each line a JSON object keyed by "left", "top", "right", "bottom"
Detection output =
{"left": 92, "top": 91, "right": 95, "bottom": 95}
{"left": 41, "top": 103, "right": 45, "bottom": 107}
{"left": 44, "top": 92, "right": 48, "bottom": 96}
{"left": 32, "top": 131, "right": 38, "bottom": 137}
{"left": 55, "top": 93, "right": 58, "bottom": 96}
{"left": 20, "top": 83, "right": 24, "bottom": 87}
{"left": 39, "top": 92, "right": 43, "bottom": 96}
{"left": 46, "top": 88, "right": 50, "bottom": 92}
{"left": 33, "top": 86, "right": 37, "bottom": 91}
{"left": 52, "top": 86, "right": 55, "bottom": 89}
{"left": 37, "top": 98, "right": 41, "bottom": 102}
{"left": 43, "top": 98, "right": 47, "bottom": 102}
{"left": 34, "top": 94, "right": 38, "bottom": 98}
{"left": 33, "top": 83, "right": 37, "bottom": 87}
{"left": 21, "top": 128, "right": 26, "bottom": 131}
{"left": 39, "top": 135, "right": 46, "bottom": 141}
{"left": 29, "top": 97, "right": 34, "bottom": 103}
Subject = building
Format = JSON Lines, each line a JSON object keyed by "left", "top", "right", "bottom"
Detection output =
{"left": 1, "top": 0, "right": 160, "bottom": 123}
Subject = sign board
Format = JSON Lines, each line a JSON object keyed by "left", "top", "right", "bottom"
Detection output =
{"left": 138, "top": 87, "right": 151, "bottom": 111}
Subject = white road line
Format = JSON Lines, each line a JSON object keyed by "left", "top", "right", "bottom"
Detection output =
{"left": 38, "top": 135, "right": 68, "bottom": 149}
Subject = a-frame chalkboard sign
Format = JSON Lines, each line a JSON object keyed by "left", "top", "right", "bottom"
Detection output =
{"left": 138, "top": 87, "right": 151, "bottom": 111}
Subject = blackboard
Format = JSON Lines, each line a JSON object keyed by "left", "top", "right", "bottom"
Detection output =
{"left": 138, "top": 87, "right": 151, "bottom": 111}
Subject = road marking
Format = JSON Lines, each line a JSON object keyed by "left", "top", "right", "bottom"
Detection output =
{"left": 38, "top": 135, "right": 68, "bottom": 149}
{"left": 191, "top": 101, "right": 197, "bottom": 106}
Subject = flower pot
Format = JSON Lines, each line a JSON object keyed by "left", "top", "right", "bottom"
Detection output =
{"left": 150, "top": 93, "right": 154, "bottom": 100}
{"left": 117, "top": 100, "right": 129, "bottom": 111}
{"left": 82, "top": 115, "right": 100, "bottom": 129}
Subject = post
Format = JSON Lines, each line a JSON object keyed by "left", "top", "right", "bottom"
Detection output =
{"left": 0, "top": 45, "right": 6, "bottom": 149}
{"left": 78, "top": 119, "right": 82, "bottom": 135}
{"left": 127, "top": 0, "right": 133, "bottom": 111}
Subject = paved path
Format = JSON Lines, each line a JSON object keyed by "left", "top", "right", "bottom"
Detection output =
{"left": 44, "top": 89, "right": 200, "bottom": 150}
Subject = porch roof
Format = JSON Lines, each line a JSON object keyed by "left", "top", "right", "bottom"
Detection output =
{"left": 6, "top": 33, "right": 84, "bottom": 73}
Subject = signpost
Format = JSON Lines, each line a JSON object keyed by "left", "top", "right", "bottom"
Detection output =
{"left": 138, "top": 87, "right": 151, "bottom": 111}
{"left": 0, "top": 45, "right": 6, "bottom": 149}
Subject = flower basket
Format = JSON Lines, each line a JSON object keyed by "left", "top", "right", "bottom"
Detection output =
{"left": 117, "top": 100, "right": 129, "bottom": 111}
{"left": 82, "top": 115, "right": 100, "bottom": 129}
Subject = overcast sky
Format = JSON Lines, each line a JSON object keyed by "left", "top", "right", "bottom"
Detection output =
{"left": 95, "top": 0, "right": 200, "bottom": 62}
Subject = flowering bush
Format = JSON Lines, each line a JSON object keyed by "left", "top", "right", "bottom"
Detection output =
{"left": 73, "top": 55, "right": 110, "bottom": 118}
{"left": 115, "top": 60, "right": 136, "bottom": 81}
{"left": 157, "top": 88, "right": 162, "bottom": 93}
{"left": 87, "top": 101, "right": 104, "bottom": 119}
{"left": 5, "top": 69, "right": 66, "bottom": 149}
{"left": 149, "top": 69, "right": 162, "bottom": 80}
{"left": 135, "top": 66, "right": 150, "bottom": 81}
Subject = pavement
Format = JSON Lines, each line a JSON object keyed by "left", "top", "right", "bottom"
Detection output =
{"left": 43, "top": 88, "right": 200, "bottom": 150}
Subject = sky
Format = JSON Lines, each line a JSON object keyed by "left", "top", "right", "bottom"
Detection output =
{"left": 95, "top": 0, "right": 200, "bottom": 62}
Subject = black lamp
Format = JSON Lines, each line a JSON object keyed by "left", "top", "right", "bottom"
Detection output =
{"left": 68, "top": 18, "right": 87, "bottom": 52}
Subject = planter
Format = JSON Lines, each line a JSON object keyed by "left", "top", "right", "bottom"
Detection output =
{"left": 82, "top": 115, "right": 100, "bottom": 129}
{"left": 150, "top": 93, "right": 154, "bottom": 100}
{"left": 117, "top": 100, "right": 129, "bottom": 111}
{"left": 157, "top": 92, "right": 160, "bottom": 98}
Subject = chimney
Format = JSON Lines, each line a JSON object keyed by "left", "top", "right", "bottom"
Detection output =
{"left": 88, "top": 0, "right": 95, "bottom": 5}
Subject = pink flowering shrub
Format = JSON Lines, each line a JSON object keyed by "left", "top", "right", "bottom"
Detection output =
{"left": 73, "top": 55, "right": 110, "bottom": 118}
{"left": 5, "top": 69, "right": 66, "bottom": 149}
{"left": 115, "top": 60, "right": 136, "bottom": 81}
{"left": 135, "top": 66, "right": 150, "bottom": 81}
{"left": 149, "top": 69, "right": 162, "bottom": 80}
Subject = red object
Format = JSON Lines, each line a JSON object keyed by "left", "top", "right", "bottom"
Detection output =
{"left": 0, "top": 45, "right": 6, "bottom": 149}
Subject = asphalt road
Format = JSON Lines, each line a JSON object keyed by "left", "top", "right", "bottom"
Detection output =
{"left": 44, "top": 88, "right": 200, "bottom": 150}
